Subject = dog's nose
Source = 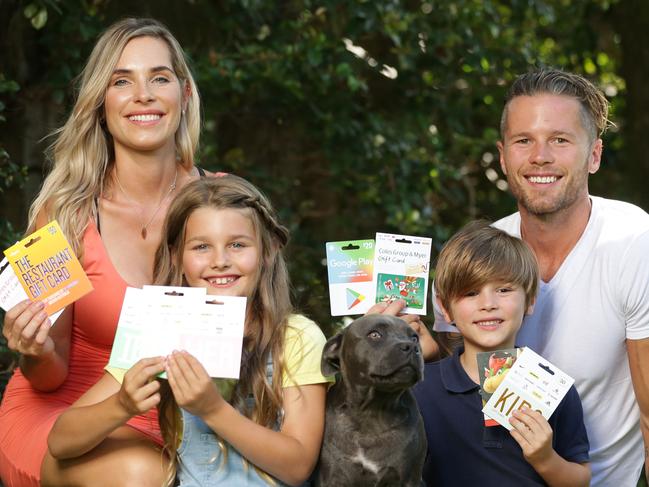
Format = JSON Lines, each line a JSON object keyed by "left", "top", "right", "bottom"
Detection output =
{"left": 400, "top": 342, "right": 412, "bottom": 353}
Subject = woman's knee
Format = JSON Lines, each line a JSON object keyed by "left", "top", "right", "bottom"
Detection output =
{"left": 40, "top": 438, "right": 169, "bottom": 487}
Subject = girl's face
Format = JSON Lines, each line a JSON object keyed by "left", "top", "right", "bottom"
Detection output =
{"left": 104, "top": 36, "right": 185, "bottom": 156}
{"left": 182, "top": 207, "right": 260, "bottom": 297}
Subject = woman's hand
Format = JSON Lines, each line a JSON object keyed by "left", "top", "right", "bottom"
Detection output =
{"left": 117, "top": 357, "right": 166, "bottom": 416}
{"left": 165, "top": 350, "right": 225, "bottom": 418}
{"left": 3, "top": 299, "right": 54, "bottom": 357}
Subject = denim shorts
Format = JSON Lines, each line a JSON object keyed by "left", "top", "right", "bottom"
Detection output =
{"left": 176, "top": 409, "right": 288, "bottom": 487}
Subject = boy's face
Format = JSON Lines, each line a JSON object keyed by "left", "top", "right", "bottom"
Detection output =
{"left": 440, "top": 281, "right": 532, "bottom": 352}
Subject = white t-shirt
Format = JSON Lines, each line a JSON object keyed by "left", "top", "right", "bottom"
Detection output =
{"left": 433, "top": 196, "right": 649, "bottom": 487}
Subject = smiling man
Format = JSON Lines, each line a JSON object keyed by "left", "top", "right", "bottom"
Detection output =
{"left": 493, "top": 69, "right": 649, "bottom": 486}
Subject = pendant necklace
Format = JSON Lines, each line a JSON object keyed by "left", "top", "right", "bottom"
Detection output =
{"left": 114, "top": 166, "right": 178, "bottom": 239}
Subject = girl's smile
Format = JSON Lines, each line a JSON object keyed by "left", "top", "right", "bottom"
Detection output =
{"left": 182, "top": 207, "right": 260, "bottom": 297}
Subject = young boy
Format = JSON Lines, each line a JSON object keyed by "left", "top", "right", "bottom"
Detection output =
{"left": 414, "top": 221, "right": 590, "bottom": 486}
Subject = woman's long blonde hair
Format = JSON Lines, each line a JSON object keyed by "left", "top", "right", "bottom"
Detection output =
{"left": 154, "top": 175, "right": 293, "bottom": 483}
{"left": 28, "top": 18, "right": 201, "bottom": 255}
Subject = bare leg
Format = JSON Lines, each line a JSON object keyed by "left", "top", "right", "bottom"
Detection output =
{"left": 41, "top": 426, "right": 170, "bottom": 487}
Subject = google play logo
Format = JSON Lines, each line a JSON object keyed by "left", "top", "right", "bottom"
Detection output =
{"left": 346, "top": 288, "right": 365, "bottom": 309}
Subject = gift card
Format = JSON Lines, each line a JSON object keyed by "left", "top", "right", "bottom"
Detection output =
{"left": 477, "top": 348, "right": 520, "bottom": 427}
{"left": 0, "top": 257, "right": 64, "bottom": 323}
{"left": 109, "top": 286, "right": 246, "bottom": 379}
{"left": 482, "top": 347, "right": 574, "bottom": 430}
{"left": 374, "top": 233, "right": 432, "bottom": 315}
{"left": 326, "top": 239, "right": 375, "bottom": 316}
{"left": 3, "top": 221, "right": 92, "bottom": 317}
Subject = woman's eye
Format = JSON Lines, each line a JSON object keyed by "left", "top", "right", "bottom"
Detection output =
{"left": 367, "top": 331, "right": 382, "bottom": 340}
{"left": 152, "top": 76, "right": 170, "bottom": 84}
{"left": 112, "top": 78, "right": 129, "bottom": 87}
{"left": 230, "top": 242, "right": 245, "bottom": 249}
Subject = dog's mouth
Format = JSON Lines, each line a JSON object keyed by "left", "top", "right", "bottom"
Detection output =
{"left": 369, "top": 363, "right": 421, "bottom": 388}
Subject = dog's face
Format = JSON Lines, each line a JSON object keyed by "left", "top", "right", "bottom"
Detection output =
{"left": 322, "top": 315, "right": 424, "bottom": 392}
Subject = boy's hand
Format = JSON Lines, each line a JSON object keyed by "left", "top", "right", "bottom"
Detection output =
{"left": 509, "top": 408, "right": 554, "bottom": 466}
{"left": 118, "top": 357, "right": 165, "bottom": 416}
{"left": 166, "top": 350, "right": 225, "bottom": 418}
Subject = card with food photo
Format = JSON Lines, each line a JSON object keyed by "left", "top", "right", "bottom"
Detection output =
{"left": 477, "top": 348, "right": 521, "bottom": 426}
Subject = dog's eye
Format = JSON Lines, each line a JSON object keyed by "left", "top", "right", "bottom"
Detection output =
{"left": 367, "top": 330, "right": 382, "bottom": 340}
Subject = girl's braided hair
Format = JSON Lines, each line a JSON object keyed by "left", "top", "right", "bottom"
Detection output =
{"left": 154, "top": 175, "right": 292, "bottom": 485}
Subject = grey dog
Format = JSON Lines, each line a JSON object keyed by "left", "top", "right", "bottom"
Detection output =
{"left": 314, "top": 314, "right": 426, "bottom": 487}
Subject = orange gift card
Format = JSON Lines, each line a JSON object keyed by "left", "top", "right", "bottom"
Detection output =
{"left": 3, "top": 220, "right": 93, "bottom": 316}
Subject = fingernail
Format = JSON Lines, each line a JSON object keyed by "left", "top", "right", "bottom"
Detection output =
{"left": 36, "top": 301, "right": 45, "bottom": 309}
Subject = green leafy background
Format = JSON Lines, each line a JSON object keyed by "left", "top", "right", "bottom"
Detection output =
{"left": 0, "top": 2, "right": 647, "bottom": 484}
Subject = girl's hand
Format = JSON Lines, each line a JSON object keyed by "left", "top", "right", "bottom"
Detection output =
{"left": 165, "top": 350, "right": 225, "bottom": 418}
{"left": 509, "top": 408, "right": 554, "bottom": 466}
{"left": 117, "top": 357, "right": 166, "bottom": 417}
{"left": 2, "top": 299, "right": 54, "bottom": 357}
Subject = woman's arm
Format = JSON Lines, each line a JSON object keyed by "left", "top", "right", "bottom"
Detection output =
{"left": 48, "top": 358, "right": 165, "bottom": 459}
{"left": 3, "top": 210, "right": 74, "bottom": 390}
{"left": 166, "top": 351, "right": 326, "bottom": 486}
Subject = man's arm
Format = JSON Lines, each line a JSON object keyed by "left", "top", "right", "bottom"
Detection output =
{"left": 627, "top": 338, "right": 649, "bottom": 477}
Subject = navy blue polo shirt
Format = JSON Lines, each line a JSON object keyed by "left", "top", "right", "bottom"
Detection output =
{"left": 413, "top": 347, "right": 589, "bottom": 486}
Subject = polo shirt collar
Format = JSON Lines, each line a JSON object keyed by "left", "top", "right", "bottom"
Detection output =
{"left": 440, "top": 346, "right": 480, "bottom": 393}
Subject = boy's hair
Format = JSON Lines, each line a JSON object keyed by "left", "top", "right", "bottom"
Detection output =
{"left": 154, "top": 175, "right": 291, "bottom": 485}
{"left": 435, "top": 221, "right": 539, "bottom": 314}
{"left": 500, "top": 68, "right": 611, "bottom": 142}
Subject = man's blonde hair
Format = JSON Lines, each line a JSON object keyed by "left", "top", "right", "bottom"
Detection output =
{"left": 435, "top": 221, "right": 539, "bottom": 313}
{"left": 500, "top": 68, "right": 611, "bottom": 142}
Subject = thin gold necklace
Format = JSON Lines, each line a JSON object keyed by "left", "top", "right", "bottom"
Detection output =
{"left": 114, "top": 166, "right": 178, "bottom": 239}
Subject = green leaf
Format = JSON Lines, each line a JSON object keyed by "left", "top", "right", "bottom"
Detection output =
{"left": 23, "top": 3, "right": 39, "bottom": 19}
{"left": 31, "top": 8, "right": 48, "bottom": 30}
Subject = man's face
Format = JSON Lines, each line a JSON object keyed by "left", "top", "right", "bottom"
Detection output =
{"left": 497, "top": 94, "right": 602, "bottom": 217}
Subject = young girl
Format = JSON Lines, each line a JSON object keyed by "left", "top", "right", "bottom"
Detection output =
{"left": 47, "top": 175, "right": 330, "bottom": 486}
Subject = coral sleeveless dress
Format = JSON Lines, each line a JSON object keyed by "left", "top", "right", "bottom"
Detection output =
{"left": 0, "top": 221, "right": 161, "bottom": 487}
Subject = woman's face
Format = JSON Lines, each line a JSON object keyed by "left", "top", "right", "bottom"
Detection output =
{"left": 104, "top": 36, "right": 186, "bottom": 156}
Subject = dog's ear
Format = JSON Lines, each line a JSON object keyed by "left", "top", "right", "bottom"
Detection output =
{"left": 321, "top": 333, "right": 343, "bottom": 376}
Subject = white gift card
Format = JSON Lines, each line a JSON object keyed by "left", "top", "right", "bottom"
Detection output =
{"left": 0, "top": 256, "right": 63, "bottom": 324}
{"left": 109, "top": 286, "right": 246, "bottom": 379}
{"left": 482, "top": 347, "right": 574, "bottom": 430}
{"left": 373, "top": 233, "right": 432, "bottom": 315}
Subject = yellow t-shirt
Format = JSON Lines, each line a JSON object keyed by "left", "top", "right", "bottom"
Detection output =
{"left": 105, "top": 314, "right": 332, "bottom": 389}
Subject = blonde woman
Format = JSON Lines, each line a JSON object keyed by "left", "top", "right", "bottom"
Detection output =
{"left": 0, "top": 18, "right": 209, "bottom": 486}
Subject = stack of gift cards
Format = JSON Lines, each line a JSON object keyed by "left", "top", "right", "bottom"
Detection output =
{"left": 109, "top": 286, "right": 246, "bottom": 379}
{"left": 481, "top": 347, "right": 574, "bottom": 430}
{"left": 326, "top": 233, "right": 432, "bottom": 317}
